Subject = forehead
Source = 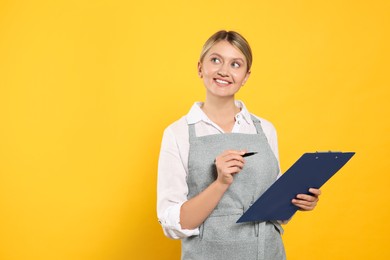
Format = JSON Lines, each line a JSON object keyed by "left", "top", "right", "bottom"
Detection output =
{"left": 206, "top": 40, "right": 246, "bottom": 60}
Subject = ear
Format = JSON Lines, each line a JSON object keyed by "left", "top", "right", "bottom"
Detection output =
{"left": 197, "top": 61, "right": 203, "bottom": 78}
{"left": 242, "top": 70, "right": 251, "bottom": 86}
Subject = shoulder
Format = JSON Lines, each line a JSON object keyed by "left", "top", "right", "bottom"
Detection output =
{"left": 164, "top": 116, "right": 188, "bottom": 135}
{"left": 162, "top": 116, "right": 189, "bottom": 145}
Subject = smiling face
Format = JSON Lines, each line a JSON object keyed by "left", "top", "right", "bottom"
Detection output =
{"left": 198, "top": 40, "right": 251, "bottom": 99}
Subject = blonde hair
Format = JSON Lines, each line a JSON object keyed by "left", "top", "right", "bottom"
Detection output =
{"left": 199, "top": 30, "right": 253, "bottom": 72}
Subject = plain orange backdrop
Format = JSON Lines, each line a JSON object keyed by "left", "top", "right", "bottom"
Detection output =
{"left": 0, "top": 1, "right": 389, "bottom": 259}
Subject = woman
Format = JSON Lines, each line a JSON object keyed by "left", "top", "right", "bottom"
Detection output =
{"left": 157, "top": 30, "right": 321, "bottom": 260}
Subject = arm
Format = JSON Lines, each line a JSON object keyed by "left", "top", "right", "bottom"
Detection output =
{"left": 157, "top": 127, "right": 199, "bottom": 239}
{"left": 180, "top": 150, "right": 246, "bottom": 229}
{"left": 157, "top": 125, "right": 246, "bottom": 238}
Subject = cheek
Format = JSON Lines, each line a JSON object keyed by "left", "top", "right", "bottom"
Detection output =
{"left": 202, "top": 65, "right": 218, "bottom": 77}
{"left": 233, "top": 72, "right": 247, "bottom": 82}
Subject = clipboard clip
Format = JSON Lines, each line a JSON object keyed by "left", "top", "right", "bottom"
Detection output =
{"left": 315, "top": 151, "right": 341, "bottom": 159}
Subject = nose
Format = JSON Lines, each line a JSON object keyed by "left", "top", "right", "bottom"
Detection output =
{"left": 217, "top": 71, "right": 228, "bottom": 77}
{"left": 217, "top": 63, "right": 230, "bottom": 77}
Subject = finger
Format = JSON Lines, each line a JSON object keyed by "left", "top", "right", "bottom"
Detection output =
{"left": 224, "top": 160, "right": 245, "bottom": 170}
{"left": 224, "top": 154, "right": 246, "bottom": 164}
{"left": 216, "top": 160, "right": 244, "bottom": 176}
{"left": 222, "top": 151, "right": 246, "bottom": 159}
{"left": 215, "top": 157, "right": 245, "bottom": 169}
{"left": 215, "top": 156, "right": 244, "bottom": 167}
{"left": 297, "top": 204, "right": 316, "bottom": 211}
{"left": 215, "top": 151, "right": 245, "bottom": 164}
{"left": 219, "top": 160, "right": 244, "bottom": 171}
{"left": 295, "top": 203, "right": 315, "bottom": 211}
{"left": 296, "top": 194, "right": 318, "bottom": 202}
{"left": 292, "top": 198, "right": 317, "bottom": 207}
{"left": 218, "top": 167, "right": 242, "bottom": 178}
{"left": 221, "top": 150, "right": 246, "bottom": 157}
{"left": 292, "top": 199, "right": 317, "bottom": 211}
{"left": 227, "top": 166, "right": 242, "bottom": 175}
{"left": 309, "top": 188, "right": 321, "bottom": 196}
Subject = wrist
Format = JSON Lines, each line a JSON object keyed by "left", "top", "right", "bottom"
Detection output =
{"left": 213, "top": 180, "right": 230, "bottom": 193}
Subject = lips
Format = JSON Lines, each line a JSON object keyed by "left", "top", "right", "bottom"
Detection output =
{"left": 214, "top": 78, "right": 232, "bottom": 85}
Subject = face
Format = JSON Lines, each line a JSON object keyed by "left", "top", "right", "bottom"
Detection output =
{"left": 198, "top": 40, "right": 250, "bottom": 99}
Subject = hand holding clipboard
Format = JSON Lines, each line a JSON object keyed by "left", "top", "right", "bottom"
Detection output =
{"left": 237, "top": 151, "right": 355, "bottom": 223}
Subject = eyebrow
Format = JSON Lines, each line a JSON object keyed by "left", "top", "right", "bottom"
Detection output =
{"left": 209, "top": 52, "right": 245, "bottom": 63}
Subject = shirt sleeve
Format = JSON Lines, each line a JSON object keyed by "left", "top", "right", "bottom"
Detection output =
{"left": 159, "top": 202, "right": 200, "bottom": 239}
{"left": 157, "top": 126, "right": 199, "bottom": 239}
{"left": 257, "top": 118, "right": 282, "bottom": 178}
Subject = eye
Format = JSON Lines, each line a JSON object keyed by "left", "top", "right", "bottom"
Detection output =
{"left": 231, "top": 62, "right": 241, "bottom": 68}
{"left": 211, "top": 57, "right": 221, "bottom": 64}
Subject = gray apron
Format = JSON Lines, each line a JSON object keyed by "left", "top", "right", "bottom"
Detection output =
{"left": 181, "top": 115, "right": 286, "bottom": 260}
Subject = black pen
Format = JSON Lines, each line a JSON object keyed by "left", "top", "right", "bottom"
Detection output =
{"left": 243, "top": 152, "right": 258, "bottom": 157}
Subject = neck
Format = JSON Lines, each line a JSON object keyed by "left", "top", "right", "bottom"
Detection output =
{"left": 202, "top": 95, "right": 240, "bottom": 132}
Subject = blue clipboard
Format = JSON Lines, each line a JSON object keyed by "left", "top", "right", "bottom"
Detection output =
{"left": 236, "top": 151, "right": 355, "bottom": 223}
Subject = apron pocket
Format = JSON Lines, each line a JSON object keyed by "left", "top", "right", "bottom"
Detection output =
{"left": 201, "top": 239, "right": 258, "bottom": 260}
{"left": 270, "top": 221, "right": 284, "bottom": 235}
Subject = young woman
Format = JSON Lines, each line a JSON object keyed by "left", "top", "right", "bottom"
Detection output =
{"left": 157, "top": 30, "right": 321, "bottom": 260}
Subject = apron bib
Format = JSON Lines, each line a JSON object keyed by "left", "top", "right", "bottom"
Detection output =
{"left": 181, "top": 115, "right": 286, "bottom": 260}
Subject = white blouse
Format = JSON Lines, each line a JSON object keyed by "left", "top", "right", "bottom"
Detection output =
{"left": 157, "top": 101, "right": 281, "bottom": 239}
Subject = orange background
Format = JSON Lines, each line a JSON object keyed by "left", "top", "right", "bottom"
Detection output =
{"left": 0, "top": 0, "right": 389, "bottom": 259}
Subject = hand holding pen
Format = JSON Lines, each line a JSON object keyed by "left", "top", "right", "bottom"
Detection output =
{"left": 214, "top": 150, "right": 257, "bottom": 186}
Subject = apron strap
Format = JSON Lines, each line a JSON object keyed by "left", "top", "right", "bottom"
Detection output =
{"left": 188, "top": 123, "right": 197, "bottom": 140}
{"left": 250, "top": 114, "right": 264, "bottom": 134}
